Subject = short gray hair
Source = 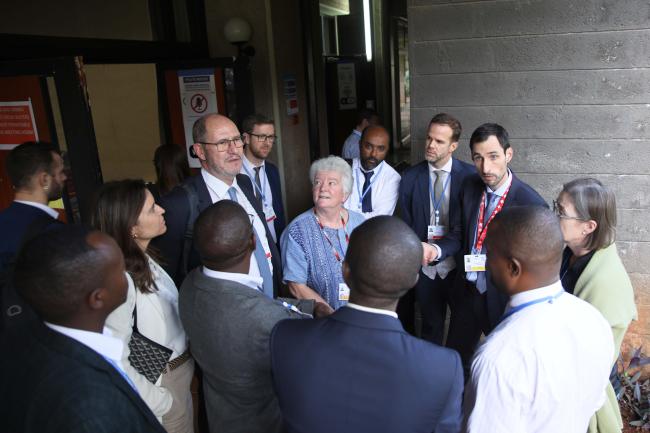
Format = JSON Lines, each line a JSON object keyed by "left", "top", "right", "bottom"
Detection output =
{"left": 309, "top": 156, "right": 353, "bottom": 196}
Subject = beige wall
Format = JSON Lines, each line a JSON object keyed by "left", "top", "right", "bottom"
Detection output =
{"left": 85, "top": 64, "right": 160, "bottom": 182}
{"left": 0, "top": 0, "right": 153, "bottom": 40}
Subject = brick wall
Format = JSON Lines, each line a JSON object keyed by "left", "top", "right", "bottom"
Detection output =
{"left": 408, "top": 0, "right": 650, "bottom": 356}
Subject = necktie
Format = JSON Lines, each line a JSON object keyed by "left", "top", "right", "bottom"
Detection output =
{"left": 253, "top": 166, "right": 262, "bottom": 199}
{"left": 361, "top": 170, "right": 373, "bottom": 213}
{"left": 227, "top": 187, "right": 274, "bottom": 298}
{"left": 433, "top": 170, "right": 447, "bottom": 225}
{"left": 484, "top": 192, "right": 497, "bottom": 225}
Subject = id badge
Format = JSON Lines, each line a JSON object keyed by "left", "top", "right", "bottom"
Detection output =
{"left": 464, "top": 254, "right": 486, "bottom": 272}
{"left": 427, "top": 225, "right": 447, "bottom": 243}
{"left": 263, "top": 204, "right": 277, "bottom": 223}
{"left": 338, "top": 283, "right": 350, "bottom": 302}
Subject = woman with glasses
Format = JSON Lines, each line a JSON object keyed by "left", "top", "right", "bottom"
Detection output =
{"left": 91, "top": 179, "right": 194, "bottom": 433}
{"left": 554, "top": 178, "right": 637, "bottom": 433}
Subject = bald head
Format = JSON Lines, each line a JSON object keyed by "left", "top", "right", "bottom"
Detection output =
{"left": 486, "top": 206, "right": 564, "bottom": 294}
{"left": 194, "top": 200, "right": 254, "bottom": 270}
{"left": 359, "top": 125, "right": 390, "bottom": 171}
{"left": 192, "top": 113, "right": 236, "bottom": 143}
{"left": 344, "top": 216, "right": 422, "bottom": 304}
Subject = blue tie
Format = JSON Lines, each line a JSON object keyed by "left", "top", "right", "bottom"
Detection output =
{"left": 227, "top": 187, "right": 274, "bottom": 298}
{"left": 476, "top": 192, "right": 498, "bottom": 294}
{"left": 361, "top": 170, "right": 373, "bottom": 212}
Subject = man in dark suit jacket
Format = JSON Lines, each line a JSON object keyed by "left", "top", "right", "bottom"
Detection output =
{"left": 153, "top": 113, "right": 281, "bottom": 295}
{"left": 271, "top": 216, "right": 464, "bottom": 433}
{"left": 179, "top": 200, "right": 320, "bottom": 433}
{"left": 240, "top": 113, "right": 286, "bottom": 243}
{"left": 1, "top": 225, "right": 164, "bottom": 433}
{"left": 446, "top": 123, "right": 547, "bottom": 373}
{"left": 399, "top": 113, "right": 475, "bottom": 342}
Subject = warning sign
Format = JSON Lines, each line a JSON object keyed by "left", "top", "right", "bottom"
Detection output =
{"left": 0, "top": 100, "right": 39, "bottom": 149}
{"left": 178, "top": 69, "right": 218, "bottom": 168}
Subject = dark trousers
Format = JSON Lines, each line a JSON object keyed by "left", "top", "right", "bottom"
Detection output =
{"left": 446, "top": 280, "right": 491, "bottom": 378}
{"left": 414, "top": 269, "right": 457, "bottom": 345}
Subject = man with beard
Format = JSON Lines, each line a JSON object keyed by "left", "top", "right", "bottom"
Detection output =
{"left": 0, "top": 141, "right": 66, "bottom": 273}
{"left": 154, "top": 113, "right": 281, "bottom": 297}
{"left": 344, "top": 125, "right": 400, "bottom": 219}
{"left": 397, "top": 113, "right": 474, "bottom": 339}
{"left": 240, "top": 114, "right": 286, "bottom": 244}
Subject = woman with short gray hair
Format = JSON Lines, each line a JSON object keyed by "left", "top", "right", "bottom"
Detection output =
{"left": 281, "top": 156, "right": 364, "bottom": 312}
{"left": 554, "top": 177, "right": 637, "bottom": 433}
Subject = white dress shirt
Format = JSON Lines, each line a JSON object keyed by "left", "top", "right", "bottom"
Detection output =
{"left": 15, "top": 200, "right": 59, "bottom": 219}
{"left": 202, "top": 266, "right": 264, "bottom": 292}
{"left": 464, "top": 280, "right": 614, "bottom": 433}
{"left": 344, "top": 158, "right": 401, "bottom": 219}
{"left": 240, "top": 155, "right": 277, "bottom": 242}
{"left": 423, "top": 158, "right": 455, "bottom": 280}
{"left": 44, "top": 322, "right": 124, "bottom": 368}
{"left": 345, "top": 302, "right": 398, "bottom": 319}
{"left": 201, "top": 168, "right": 273, "bottom": 279}
{"left": 342, "top": 129, "right": 362, "bottom": 160}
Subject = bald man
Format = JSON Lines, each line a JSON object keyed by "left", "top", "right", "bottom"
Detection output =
{"left": 179, "top": 200, "right": 320, "bottom": 433}
{"left": 1, "top": 226, "right": 165, "bottom": 432}
{"left": 271, "top": 216, "right": 464, "bottom": 433}
{"left": 154, "top": 113, "right": 281, "bottom": 298}
{"left": 464, "top": 206, "right": 614, "bottom": 433}
{"left": 344, "top": 125, "right": 401, "bottom": 219}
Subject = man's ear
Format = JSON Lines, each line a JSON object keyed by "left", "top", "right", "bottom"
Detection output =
{"left": 509, "top": 257, "right": 521, "bottom": 278}
{"left": 249, "top": 233, "right": 256, "bottom": 251}
{"left": 193, "top": 143, "right": 206, "bottom": 161}
{"left": 87, "top": 287, "right": 106, "bottom": 311}
{"left": 342, "top": 261, "right": 352, "bottom": 287}
{"left": 505, "top": 147, "right": 514, "bottom": 164}
{"left": 449, "top": 141, "right": 458, "bottom": 153}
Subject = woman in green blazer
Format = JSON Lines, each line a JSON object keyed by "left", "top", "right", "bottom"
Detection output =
{"left": 554, "top": 178, "right": 637, "bottom": 433}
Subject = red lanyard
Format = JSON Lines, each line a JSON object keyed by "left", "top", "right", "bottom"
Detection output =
{"left": 313, "top": 209, "right": 349, "bottom": 262}
{"left": 474, "top": 184, "right": 511, "bottom": 251}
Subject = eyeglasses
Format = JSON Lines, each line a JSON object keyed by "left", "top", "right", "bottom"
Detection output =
{"left": 552, "top": 200, "right": 586, "bottom": 220}
{"left": 199, "top": 136, "right": 244, "bottom": 152}
{"left": 249, "top": 133, "right": 277, "bottom": 143}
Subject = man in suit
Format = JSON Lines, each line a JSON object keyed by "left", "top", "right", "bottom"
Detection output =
{"left": 447, "top": 123, "right": 547, "bottom": 373}
{"left": 271, "top": 216, "right": 464, "bottom": 433}
{"left": 240, "top": 113, "right": 286, "bottom": 244}
{"left": 0, "top": 141, "right": 66, "bottom": 274}
{"left": 154, "top": 113, "right": 281, "bottom": 296}
{"left": 398, "top": 113, "right": 475, "bottom": 341}
{"left": 179, "top": 200, "right": 322, "bottom": 433}
{"left": 0, "top": 225, "right": 165, "bottom": 433}
{"left": 344, "top": 125, "right": 401, "bottom": 218}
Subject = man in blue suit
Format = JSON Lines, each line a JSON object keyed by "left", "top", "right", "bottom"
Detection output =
{"left": 240, "top": 113, "right": 286, "bottom": 244}
{"left": 447, "top": 123, "right": 547, "bottom": 373}
{"left": 398, "top": 113, "right": 475, "bottom": 341}
{"left": 271, "top": 216, "right": 464, "bottom": 433}
{"left": 153, "top": 113, "right": 281, "bottom": 294}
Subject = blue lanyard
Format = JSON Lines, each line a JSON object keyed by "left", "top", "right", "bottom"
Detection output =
{"left": 501, "top": 289, "right": 565, "bottom": 321}
{"left": 428, "top": 170, "right": 451, "bottom": 224}
{"left": 356, "top": 162, "right": 384, "bottom": 208}
{"left": 242, "top": 163, "right": 268, "bottom": 203}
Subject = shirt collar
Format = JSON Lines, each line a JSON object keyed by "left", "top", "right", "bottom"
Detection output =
{"left": 485, "top": 169, "right": 512, "bottom": 196}
{"left": 345, "top": 302, "right": 398, "bottom": 318}
{"left": 14, "top": 200, "right": 59, "bottom": 219}
{"left": 428, "top": 157, "right": 453, "bottom": 175}
{"left": 44, "top": 322, "right": 123, "bottom": 363}
{"left": 201, "top": 168, "right": 238, "bottom": 200}
{"left": 507, "top": 280, "right": 564, "bottom": 310}
{"left": 202, "top": 266, "right": 264, "bottom": 292}
{"left": 243, "top": 155, "right": 265, "bottom": 170}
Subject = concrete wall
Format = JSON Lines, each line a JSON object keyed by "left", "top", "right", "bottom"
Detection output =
{"left": 408, "top": 0, "right": 650, "bottom": 353}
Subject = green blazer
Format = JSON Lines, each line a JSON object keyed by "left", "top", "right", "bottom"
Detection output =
{"left": 574, "top": 243, "right": 637, "bottom": 433}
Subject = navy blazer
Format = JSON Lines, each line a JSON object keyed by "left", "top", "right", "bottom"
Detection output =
{"left": 0, "top": 321, "right": 165, "bottom": 433}
{"left": 399, "top": 158, "right": 475, "bottom": 261}
{"left": 153, "top": 173, "right": 282, "bottom": 293}
{"left": 271, "top": 307, "right": 464, "bottom": 433}
{"left": 0, "top": 202, "right": 59, "bottom": 274}
{"left": 459, "top": 172, "right": 548, "bottom": 329}
{"left": 243, "top": 161, "right": 286, "bottom": 241}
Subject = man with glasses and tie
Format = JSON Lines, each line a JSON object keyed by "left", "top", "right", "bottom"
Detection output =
{"left": 343, "top": 125, "right": 400, "bottom": 219}
{"left": 240, "top": 114, "right": 286, "bottom": 245}
{"left": 154, "top": 113, "right": 281, "bottom": 298}
{"left": 448, "top": 122, "right": 547, "bottom": 375}
{"left": 397, "top": 113, "right": 474, "bottom": 341}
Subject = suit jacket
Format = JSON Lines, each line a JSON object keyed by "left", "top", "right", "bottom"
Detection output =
{"left": 271, "top": 307, "right": 464, "bottom": 433}
{"left": 153, "top": 173, "right": 282, "bottom": 293}
{"left": 399, "top": 158, "right": 475, "bottom": 262}
{"left": 459, "top": 172, "right": 548, "bottom": 328}
{"left": 0, "top": 321, "right": 164, "bottom": 433}
{"left": 265, "top": 161, "right": 286, "bottom": 239}
{"left": 0, "top": 202, "right": 59, "bottom": 273}
{"left": 179, "top": 269, "right": 303, "bottom": 433}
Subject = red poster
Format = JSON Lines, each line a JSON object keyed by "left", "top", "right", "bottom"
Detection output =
{"left": 0, "top": 100, "right": 39, "bottom": 149}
